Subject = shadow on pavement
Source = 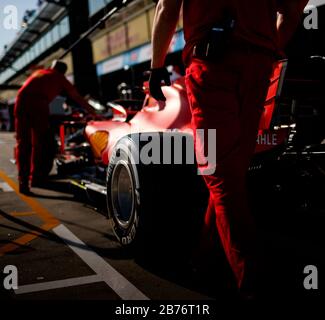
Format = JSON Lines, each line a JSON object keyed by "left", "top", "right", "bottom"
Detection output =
{"left": 0, "top": 209, "right": 132, "bottom": 261}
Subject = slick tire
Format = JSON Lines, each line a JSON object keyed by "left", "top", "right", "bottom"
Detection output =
{"left": 106, "top": 136, "right": 142, "bottom": 247}
{"left": 106, "top": 133, "right": 208, "bottom": 261}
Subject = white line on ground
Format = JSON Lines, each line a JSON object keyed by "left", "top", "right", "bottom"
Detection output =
{"left": 0, "top": 182, "right": 14, "bottom": 192}
{"left": 53, "top": 224, "right": 149, "bottom": 300}
{"left": 15, "top": 275, "right": 102, "bottom": 295}
{"left": 14, "top": 224, "right": 149, "bottom": 299}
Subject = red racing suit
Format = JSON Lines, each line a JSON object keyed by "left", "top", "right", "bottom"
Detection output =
{"left": 14, "top": 68, "right": 87, "bottom": 184}
{"left": 183, "top": 0, "right": 308, "bottom": 290}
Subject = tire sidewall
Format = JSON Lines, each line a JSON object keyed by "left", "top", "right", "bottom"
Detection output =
{"left": 107, "top": 139, "right": 141, "bottom": 246}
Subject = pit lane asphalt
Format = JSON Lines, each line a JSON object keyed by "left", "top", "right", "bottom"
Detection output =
{"left": 0, "top": 132, "right": 210, "bottom": 301}
{"left": 1, "top": 131, "right": 324, "bottom": 302}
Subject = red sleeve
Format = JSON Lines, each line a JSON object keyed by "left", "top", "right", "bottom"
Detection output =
{"left": 61, "top": 76, "right": 96, "bottom": 115}
{"left": 62, "top": 76, "right": 79, "bottom": 97}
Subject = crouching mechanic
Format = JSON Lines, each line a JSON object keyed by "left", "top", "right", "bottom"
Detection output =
{"left": 150, "top": 0, "right": 308, "bottom": 297}
{"left": 15, "top": 60, "right": 97, "bottom": 194}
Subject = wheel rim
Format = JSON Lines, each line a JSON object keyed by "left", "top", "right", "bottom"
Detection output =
{"left": 111, "top": 161, "right": 135, "bottom": 229}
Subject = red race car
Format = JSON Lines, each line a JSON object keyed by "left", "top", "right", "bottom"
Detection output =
{"left": 57, "top": 59, "right": 306, "bottom": 248}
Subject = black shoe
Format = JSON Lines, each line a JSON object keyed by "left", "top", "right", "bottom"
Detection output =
{"left": 19, "top": 182, "right": 31, "bottom": 195}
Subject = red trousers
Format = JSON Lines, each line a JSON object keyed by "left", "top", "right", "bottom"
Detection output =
{"left": 185, "top": 50, "right": 274, "bottom": 290}
{"left": 15, "top": 95, "right": 50, "bottom": 184}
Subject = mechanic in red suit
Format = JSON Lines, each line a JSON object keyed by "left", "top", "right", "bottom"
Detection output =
{"left": 15, "top": 60, "right": 96, "bottom": 194}
{"left": 149, "top": 0, "right": 308, "bottom": 298}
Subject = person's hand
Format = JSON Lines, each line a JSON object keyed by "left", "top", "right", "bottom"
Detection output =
{"left": 149, "top": 67, "right": 171, "bottom": 101}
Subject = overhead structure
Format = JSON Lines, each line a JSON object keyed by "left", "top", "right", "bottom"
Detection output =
{"left": 59, "top": 0, "right": 136, "bottom": 59}
{"left": 0, "top": 1, "right": 69, "bottom": 74}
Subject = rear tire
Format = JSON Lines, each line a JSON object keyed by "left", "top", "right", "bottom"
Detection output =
{"left": 106, "top": 133, "right": 208, "bottom": 262}
{"left": 107, "top": 142, "right": 140, "bottom": 246}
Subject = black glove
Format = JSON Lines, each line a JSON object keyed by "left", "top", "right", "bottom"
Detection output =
{"left": 149, "top": 67, "right": 171, "bottom": 101}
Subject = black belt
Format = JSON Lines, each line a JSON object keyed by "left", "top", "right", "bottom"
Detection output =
{"left": 192, "top": 39, "right": 277, "bottom": 61}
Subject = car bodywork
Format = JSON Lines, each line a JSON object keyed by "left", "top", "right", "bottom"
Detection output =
{"left": 55, "top": 53, "right": 325, "bottom": 247}
{"left": 84, "top": 60, "right": 288, "bottom": 169}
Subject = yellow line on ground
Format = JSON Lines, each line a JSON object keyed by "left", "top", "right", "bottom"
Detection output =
{"left": 0, "top": 224, "right": 58, "bottom": 256}
{"left": 0, "top": 171, "right": 60, "bottom": 257}
{"left": 9, "top": 211, "right": 36, "bottom": 217}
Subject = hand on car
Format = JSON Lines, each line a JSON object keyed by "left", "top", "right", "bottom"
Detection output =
{"left": 149, "top": 67, "right": 171, "bottom": 102}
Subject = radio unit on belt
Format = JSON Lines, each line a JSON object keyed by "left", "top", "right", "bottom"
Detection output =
{"left": 193, "top": 16, "right": 236, "bottom": 60}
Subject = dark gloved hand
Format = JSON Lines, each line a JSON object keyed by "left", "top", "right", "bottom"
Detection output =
{"left": 149, "top": 67, "right": 171, "bottom": 101}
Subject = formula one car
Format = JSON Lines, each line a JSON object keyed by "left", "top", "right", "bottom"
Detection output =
{"left": 55, "top": 56, "right": 325, "bottom": 250}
